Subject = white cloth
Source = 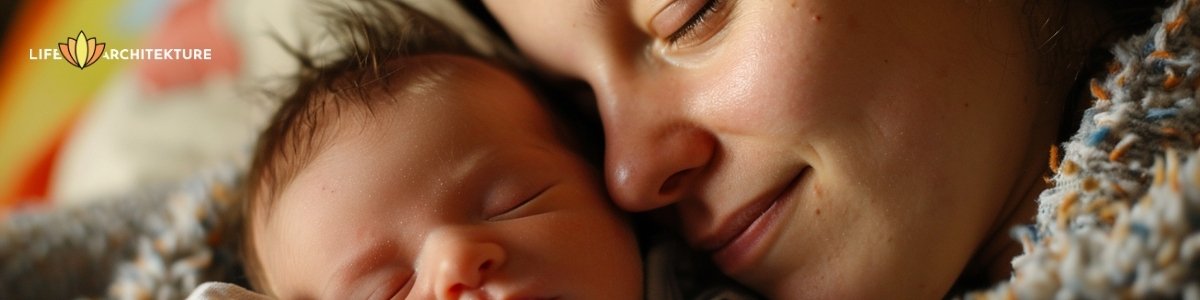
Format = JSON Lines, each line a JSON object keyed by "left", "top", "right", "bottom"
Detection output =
{"left": 186, "top": 282, "right": 272, "bottom": 300}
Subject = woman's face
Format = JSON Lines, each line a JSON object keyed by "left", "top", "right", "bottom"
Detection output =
{"left": 484, "top": 0, "right": 1051, "bottom": 298}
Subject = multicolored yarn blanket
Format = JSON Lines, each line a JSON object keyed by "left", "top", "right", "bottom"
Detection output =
{"left": 968, "top": 0, "right": 1200, "bottom": 298}
{"left": 0, "top": 165, "right": 245, "bottom": 299}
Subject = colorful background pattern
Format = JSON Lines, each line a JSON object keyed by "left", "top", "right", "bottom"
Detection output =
{"left": 0, "top": 0, "right": 250, "bottom": 213}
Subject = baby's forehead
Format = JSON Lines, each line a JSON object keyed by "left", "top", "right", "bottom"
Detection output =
{"left": 374, "top": 54, "right": 513, "bottom": 89}
{"left": 306, "top": 52, "right": 562, "bottom": 152}
{"left": 326, "top": 54, "right": 522, "bottom": 109}
{"left": 266, "top": 51, "right": 563, "bottom": 200}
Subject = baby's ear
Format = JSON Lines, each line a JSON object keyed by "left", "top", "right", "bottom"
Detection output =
{"left": 187, "top": 282, "right": 274, "bottom": 300}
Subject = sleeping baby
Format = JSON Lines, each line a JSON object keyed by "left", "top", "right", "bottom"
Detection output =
{"left": 238, "top": 1, "right": 641, "bottom": 298}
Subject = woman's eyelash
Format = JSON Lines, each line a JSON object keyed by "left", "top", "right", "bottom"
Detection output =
{"left": 666, "top": 0, "right": 723, "bottom": 43}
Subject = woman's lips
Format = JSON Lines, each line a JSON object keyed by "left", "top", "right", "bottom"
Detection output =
{"left": 701, "top": 168, "right": 807, "bottom": 272}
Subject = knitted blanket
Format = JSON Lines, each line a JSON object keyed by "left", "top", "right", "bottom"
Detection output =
{"left": 968, "top": 0, "right": 1200, "bottom": 298}
{"left": 0, "top": 166, "right": 245, "bottom": 299}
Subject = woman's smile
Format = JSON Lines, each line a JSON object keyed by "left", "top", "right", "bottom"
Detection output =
{"left": 705, "top": 167, "right": 808, "bottom": 273}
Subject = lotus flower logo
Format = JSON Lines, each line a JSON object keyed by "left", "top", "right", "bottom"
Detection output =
{"left": 59, "top": 31, "right": 105, "bottom": 69}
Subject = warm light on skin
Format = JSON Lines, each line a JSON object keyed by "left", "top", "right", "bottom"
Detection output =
{"left": 483, "top": 0, "right": 1063, "bottom": 298}
{"left": 251, "top": 55, "right": 643, "bottom": 299}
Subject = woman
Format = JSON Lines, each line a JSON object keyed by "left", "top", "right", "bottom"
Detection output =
{"left": 477, "top": 0, "right": 1198, "bottom": 298}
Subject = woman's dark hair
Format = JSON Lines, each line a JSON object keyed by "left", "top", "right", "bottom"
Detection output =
{"left": 1026, "top": 0, "right": 1168, "bottom": 142}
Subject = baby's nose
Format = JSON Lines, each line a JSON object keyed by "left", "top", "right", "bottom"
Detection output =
{"left": 414, "top": 230, "right": 507, "bottom": 300}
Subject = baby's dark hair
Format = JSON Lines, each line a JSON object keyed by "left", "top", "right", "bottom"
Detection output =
{"left": 241, "top": 0, "right": 508, "bottom": 293}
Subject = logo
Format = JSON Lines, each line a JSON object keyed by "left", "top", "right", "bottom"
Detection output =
{"left": 59, "top": 31, "right": 105, "bottom": 70}
{"left": 28, "top": 30, "right": 213, "bottom": 70}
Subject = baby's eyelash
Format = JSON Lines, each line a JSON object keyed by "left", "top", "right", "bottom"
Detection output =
{"left": 667, "top": 0, "right": 724, "bottom": 44}
{"left": 389, "top": 273, "right": 415, "bottom": 300}
{"left": 486, "top": 184, "right": 553, "bottom": 221}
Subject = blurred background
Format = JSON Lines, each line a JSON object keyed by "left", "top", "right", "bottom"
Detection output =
{"left": 0, "top": 0, "right": 507, "bottom": 216}
{"left": 0, "top": 0, "right": 301, "bottom": 214}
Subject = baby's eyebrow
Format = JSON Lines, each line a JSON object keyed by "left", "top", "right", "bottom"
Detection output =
{"left": 589, "top": 0, "right": 614, "bottom": 17}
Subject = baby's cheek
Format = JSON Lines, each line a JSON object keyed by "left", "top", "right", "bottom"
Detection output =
{"left": 555, "top": 209, "right": 642, "bottom": 293}
{"left": 540, "top": 207, "right": 633, "bottom": 252}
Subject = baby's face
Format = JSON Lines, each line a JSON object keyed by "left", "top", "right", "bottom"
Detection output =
{"left": 252, "top": 55, "right": 642, "bottom": 299}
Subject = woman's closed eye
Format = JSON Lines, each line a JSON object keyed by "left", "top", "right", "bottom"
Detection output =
{"left": 658, "top": 0, "right": 731, "bottom": 46}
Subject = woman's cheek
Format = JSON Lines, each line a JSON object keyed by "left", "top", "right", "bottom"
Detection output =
{"left": 683, "top": 43, "right": 814, "bottom": 138}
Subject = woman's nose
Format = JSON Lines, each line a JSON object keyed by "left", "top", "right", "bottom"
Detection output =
{"left": 603, "top": 111, "right": 717, "bottom": 212}
{"left": 588, "top": 63, "right": 717, "bottom": 212}
{"left": 606, "top": 126, "right": 716, "bottom": 212}
{"left": 415, "top": 230, "right": 507, "bottom": 300}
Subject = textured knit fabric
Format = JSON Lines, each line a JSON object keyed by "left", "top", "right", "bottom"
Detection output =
{"left": 0, "top": 165, "right": 245, "bottom": 299}
{"left": 967, "top": 0, "right": 1200, "bottom": 298}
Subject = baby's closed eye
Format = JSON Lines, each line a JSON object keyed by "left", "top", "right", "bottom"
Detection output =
{"left": 361, "top": 270, "right": 413, "bottom": 300}
{"left": 484, "top": 183, "right": 555, "bottom": 221}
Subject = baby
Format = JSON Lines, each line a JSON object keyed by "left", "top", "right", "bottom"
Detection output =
{"left": 239, "top": 2, "right": 641, "bottom": 298}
